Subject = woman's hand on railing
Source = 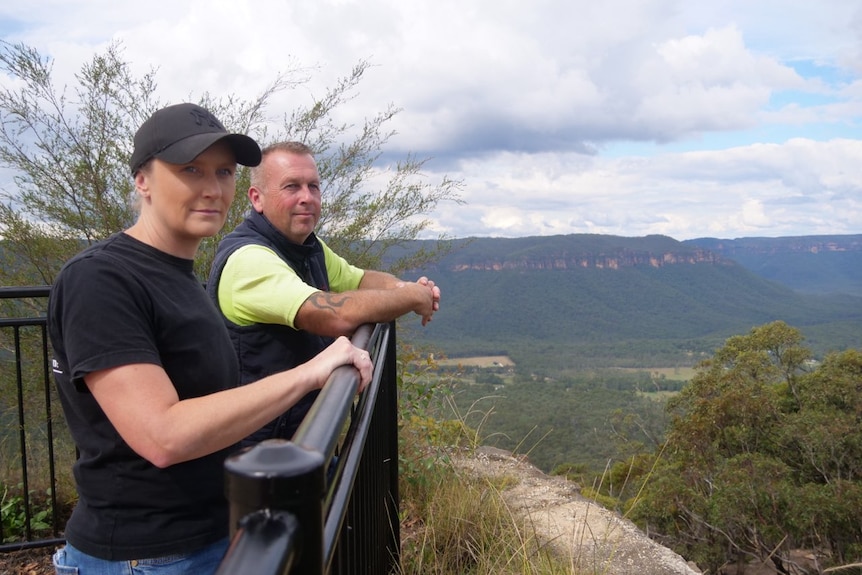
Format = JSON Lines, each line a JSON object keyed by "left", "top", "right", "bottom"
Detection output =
{"left": 313, "top": 336, "right": 373, "bottom": 392}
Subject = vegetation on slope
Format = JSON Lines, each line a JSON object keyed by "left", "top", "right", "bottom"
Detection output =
{"left": 551, "top": 322, "right": 862, "bottom": 574}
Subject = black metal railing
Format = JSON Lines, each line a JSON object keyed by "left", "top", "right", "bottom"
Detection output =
{"left": 217, "top": 322, "right": 401, "bottom": 574}
{"left": 1, "top": 287, "right": 401, "bottom": 574}
{"left": 0, "top": 285, "right": 65, "bottom": 552}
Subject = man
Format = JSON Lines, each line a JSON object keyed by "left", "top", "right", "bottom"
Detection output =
{"left": 207, "top": 141, "right": 440, "bottom": 444}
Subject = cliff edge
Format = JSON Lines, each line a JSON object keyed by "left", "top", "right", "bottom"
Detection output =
{"left": 453, "top": 446, "right": 701, "bottom": 575}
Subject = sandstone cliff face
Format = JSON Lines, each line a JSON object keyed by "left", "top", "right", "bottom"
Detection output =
{"left": 449, "top": 249, "right": 724, "bottom": 272}
{"left": 414, "top": 233, "right": 733, "bottom": 274}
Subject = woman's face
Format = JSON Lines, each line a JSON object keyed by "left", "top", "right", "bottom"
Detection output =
{"left": 135, "top": 141, "right": 237, "bottom": 246}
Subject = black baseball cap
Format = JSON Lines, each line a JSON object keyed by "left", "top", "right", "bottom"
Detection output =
{"left": 129, "top": 103, "right": 262, "bottom": 174}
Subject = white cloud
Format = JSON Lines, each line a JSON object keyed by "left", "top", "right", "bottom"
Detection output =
{"left": 428, "top": 137, "right": 862, "bottom": 239}
{"left": 1, "top": 0, "right": 860, "bottom": 240}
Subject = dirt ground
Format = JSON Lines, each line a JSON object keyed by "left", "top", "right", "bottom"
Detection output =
{"left": 0, "top": 545, "right": 55, "bottom": 575}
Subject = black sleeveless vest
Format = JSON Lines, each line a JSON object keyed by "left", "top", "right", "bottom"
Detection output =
{"left": 207, "top": 209, "right": 334, "bottom": 386}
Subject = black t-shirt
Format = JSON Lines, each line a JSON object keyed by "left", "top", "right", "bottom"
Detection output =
{"left": 48, "top": 233, "right": 240, "bottom": 561}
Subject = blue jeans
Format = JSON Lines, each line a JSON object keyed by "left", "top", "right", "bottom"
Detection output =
{"left": 52, "top": 538, "right": 229, "bottom": 575}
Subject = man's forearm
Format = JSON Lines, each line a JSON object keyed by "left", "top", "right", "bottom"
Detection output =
{"left": 358, "top": 269, "right": 403, "bottom": 290}
{"left": 295, "top": 284, "right": 429, "bottom": 336}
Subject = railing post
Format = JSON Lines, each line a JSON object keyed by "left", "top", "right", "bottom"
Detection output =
{"left": 222, "top": 440, "right": 327, "bottom": 574}
{"left": 216, "top": 510, "right": 301, "bottom": 575}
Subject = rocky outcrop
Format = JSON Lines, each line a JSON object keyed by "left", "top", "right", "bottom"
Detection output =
{"left": 453, "top": 446, "right": 701, "bottom": 575}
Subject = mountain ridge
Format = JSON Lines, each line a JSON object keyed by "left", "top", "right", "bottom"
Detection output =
{"left": 683, "top": 234, "right": 862, "bottom": 296}
{"left": 413, "top": 233, "right": 861, "bottom": 278}
{"left": 396, "top": 233, "right": 862, "bottom": 367}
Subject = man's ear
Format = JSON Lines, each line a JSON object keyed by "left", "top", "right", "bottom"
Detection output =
{"left": 248, "top": 186, "right": 265, "bottom": 213}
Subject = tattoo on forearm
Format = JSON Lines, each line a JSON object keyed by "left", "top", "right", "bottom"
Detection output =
{"left": 308, "top": 292, "right": 351, "bottom": 313}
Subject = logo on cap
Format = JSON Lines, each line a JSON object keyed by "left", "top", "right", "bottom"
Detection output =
{"left": 190, "top": 108, "right": 225, "bottom": 130}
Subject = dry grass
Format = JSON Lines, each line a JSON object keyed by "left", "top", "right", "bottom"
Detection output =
{"left": 398, "top": 394, "right": 581, "bottom": 575}
{"left": 399, "top": 459, "right": 573, "bottom": 575}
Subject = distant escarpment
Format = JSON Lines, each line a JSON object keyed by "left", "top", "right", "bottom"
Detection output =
{"left": 429, "top": 234, "right": 728, "bottom": 273}
{"left": 685, "top": 234, "right": 862, "bottom": 296}
{"left": 447, "top": 247, "right": 722, "bottom": 272}
{"left": 685, "top": 234, "right": 862, "bottom": 256}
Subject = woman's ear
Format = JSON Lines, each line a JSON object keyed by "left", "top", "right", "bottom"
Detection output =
{"left": 135, "top": 171, "right": 151, "bottom": 198}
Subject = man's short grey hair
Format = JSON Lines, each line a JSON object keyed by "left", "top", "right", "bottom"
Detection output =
{"left": 249, "top": 141, "right": 315, "bottom": 189}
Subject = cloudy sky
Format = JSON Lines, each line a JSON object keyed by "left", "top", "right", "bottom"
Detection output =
{"left": 1, "top": 0, "right": 861, "bottom": 240}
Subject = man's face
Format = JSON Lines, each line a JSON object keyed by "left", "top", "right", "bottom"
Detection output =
{"left": 249, "top": 151, "right": 322, "bottom": 244}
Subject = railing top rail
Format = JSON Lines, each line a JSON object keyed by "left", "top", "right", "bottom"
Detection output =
{"left": 0, "top": 286, "right": 51, "bottom": 299}
{"left": 292, "top": 323, "right": 376, "bottom": 457}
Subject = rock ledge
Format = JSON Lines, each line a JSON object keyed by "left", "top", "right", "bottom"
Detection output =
{"left": 452, "top": 446, "right": 701, "bottom": 575}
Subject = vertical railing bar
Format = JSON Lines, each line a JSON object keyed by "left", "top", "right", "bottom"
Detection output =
{"left": 13, "top": 326, "right": 33, "bottom": 541}
{"left": 40, "top": 324, "right": 60, "bottom": 536}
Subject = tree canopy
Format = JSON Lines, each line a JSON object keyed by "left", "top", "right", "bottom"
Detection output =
{"left": 629, "top": 321, "right": 862, "bottom": 574}
{"left": 0, "top": 39, "right": 463, "bottom": 286}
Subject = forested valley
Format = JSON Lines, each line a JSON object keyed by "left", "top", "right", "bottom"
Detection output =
{"left": 403, "top": 232, "right": 862, "bottom": 472}
{"left": 396, "top": 234, "right": 862, "bottom": 573}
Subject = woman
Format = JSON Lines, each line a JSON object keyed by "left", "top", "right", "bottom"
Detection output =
{"left": 48, "top": 103, "right": 372, "bottom": 574}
